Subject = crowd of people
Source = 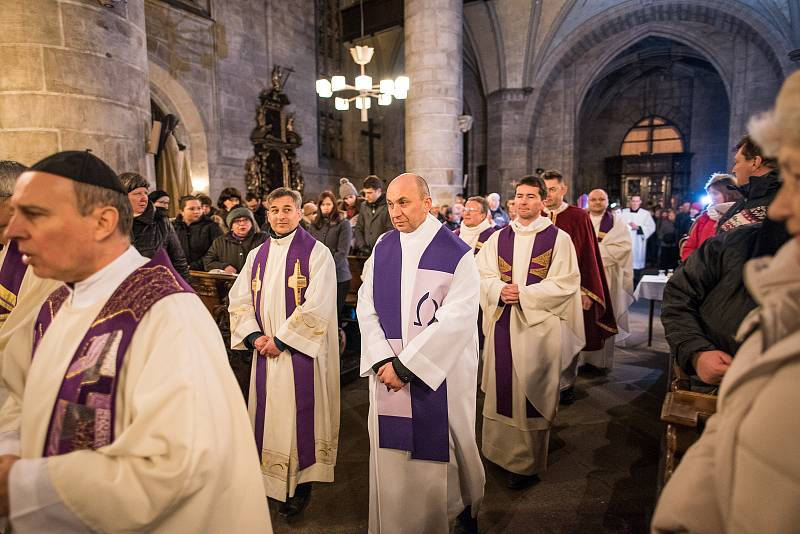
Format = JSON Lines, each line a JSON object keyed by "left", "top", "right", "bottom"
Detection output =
{"left": 0, "top": 70, "right": 796, "bottom": 533}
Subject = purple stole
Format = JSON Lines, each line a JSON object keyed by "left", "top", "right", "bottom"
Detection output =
{"left": 372, "top": 225, "right": 471, "bottom": 462}
{"left": 494, "top": 223, "right": 558, "bottom": 418}
{"left": 453, "top": 226, "right": 496, "bottom": 254}
{"left": 250, "top": 226, "right": 317, "bottom": 471}
{"left": 0, "top": 240, "right": 28, "bottom": 325}
{"left": 596, "top": 211, "right": 613, "bottom": 242}
{"left": 31, "top": 250, "right": 193, "bottom": 457}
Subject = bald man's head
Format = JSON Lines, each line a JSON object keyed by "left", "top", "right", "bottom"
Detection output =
{"left": 587, "top": 188, "right": 609, "bottom": 215}
{"left": 386, "top": 173, "right": 433, "bottom": 232}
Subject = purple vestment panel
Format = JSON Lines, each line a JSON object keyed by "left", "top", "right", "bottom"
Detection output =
{"left": 33, "top": 250, "right": 193, "bottom": 457}
{"left": 373, "top": 226, "right": 470, "bottom": 462}
{"left": 0, "top": 240, "right": 28, "bottom": 323}
{"left": 250, "top": 227, "right": 318, "bottom": 470}
{"left": 597, "top": 211, "right": 614, "bottom": 242}
{"left": 494, "top": 224, "right": 558, "bottom": 419}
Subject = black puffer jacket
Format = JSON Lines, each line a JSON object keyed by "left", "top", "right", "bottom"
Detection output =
{"left": 203, "top": 229, "right": 268, "bottom": 273}
{"left": 173, "top": 214, "right": 224, "bottom": 271}
{"left": 661, "top": 221, "right": 789, "bottom": 377}
{"left": 131, "top": 202, "right": 190, "bottom": 278}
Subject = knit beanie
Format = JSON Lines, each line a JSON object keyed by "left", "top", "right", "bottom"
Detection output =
{"left": 148, "top": 190, "right": 169, "bottom": 203}
{"left": 339, "top": 177, "right": 358, "bottom": 199}
{"left": 226, "top": 206, "right": 256, "bottom": 227}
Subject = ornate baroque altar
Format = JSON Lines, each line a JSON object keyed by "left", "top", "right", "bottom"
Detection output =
{"left": 245, "top": 65, "right": 304, "bottom": 195}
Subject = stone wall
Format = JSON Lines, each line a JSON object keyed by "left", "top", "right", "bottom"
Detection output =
{"left": 0, "top": 0, "right": 150, "bottom": 172}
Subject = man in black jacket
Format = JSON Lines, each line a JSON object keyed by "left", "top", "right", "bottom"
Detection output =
{"left": 354, "top": 175, "right": 392, "bottom": 255}
{"left": 173, "top": 195, "right": 224, "bottom": 270}
{"left": 119, "top": 172, "right": 190, "bottom": 279}
{"left": 717, "top": 135, "right": 780, "bottom": 233}
{"left": 662, "top": 168, "right": 788, "bottom": 387}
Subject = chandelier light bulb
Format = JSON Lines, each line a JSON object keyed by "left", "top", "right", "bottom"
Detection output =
{"left": 378, "top": 93, "right": 392, "bottom": 106}
{"left": 355, "top": 75, "right": 373, "bottom": 92}
{"left": 394, "top": 88, "right": 408, "bottom": 100}
{"left": 394, "top": 76, "right": 410, "bottom": 92}
{"left": 331, "top": 76, "right": 346, "bottom": 92}
{"left": 379, "top": 79, "right": 395, "bottom": 95}
{"left": 315, "top": 78, "right": 332, "bottom": 98}
{"left": 335, "top": 97, "right": 350, "bottom": 111}
{"left": 355, "top": 96, "right": 371, "bottom": 110}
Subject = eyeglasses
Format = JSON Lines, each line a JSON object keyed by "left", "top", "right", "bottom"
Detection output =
{"left": 462, "top": 208, "right": 482, "bottom": 213}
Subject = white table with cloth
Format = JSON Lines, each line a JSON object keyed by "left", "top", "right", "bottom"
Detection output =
{"left": 633, "top": 274, "right": 668, "bottom": 346}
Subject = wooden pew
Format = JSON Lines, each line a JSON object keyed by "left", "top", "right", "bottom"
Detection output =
{"left": 188, "top": 270, "right": 251, "bottom": 397}
{"left": 659, "top": 360, "right": 717, "bottom": 487}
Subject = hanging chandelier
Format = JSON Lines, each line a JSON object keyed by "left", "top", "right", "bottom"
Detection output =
{"left": 315, "top": 0, "right": 408, "bottom": 122}
{"left": 316, "top": 46, "right": 409, "bottom": 122}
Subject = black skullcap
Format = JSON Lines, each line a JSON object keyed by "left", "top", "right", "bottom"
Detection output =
{"left": 29, "top": 150, "right": 125, "bottom": 194}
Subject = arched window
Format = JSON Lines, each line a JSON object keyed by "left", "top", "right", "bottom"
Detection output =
{"left": 620, "top": 116, "right": 684, "bottom": 156}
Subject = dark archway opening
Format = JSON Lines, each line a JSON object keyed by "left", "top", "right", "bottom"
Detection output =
{"left": 577, "top": 36, "right": 730, "bottom": 209}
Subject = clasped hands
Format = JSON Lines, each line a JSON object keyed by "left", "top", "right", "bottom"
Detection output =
{"left": 253, "top": 335, "right": 282, "bottom": 358}
{"left": 377, "top": 362, "right": 405, "bottom": 392}
{"left": 500, "top": 283, "right": 520, "bottom": 305}
{"left": 502, "top": 283, "right": 592, "bottom": 310}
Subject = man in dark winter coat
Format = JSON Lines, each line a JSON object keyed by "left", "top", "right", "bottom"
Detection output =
{"left": 203, "top": 206, "right": 267, "bottom": 273}
{"left": 173, "top": 195, "right": 224, "bottom": 270}
{"left": 661, "top": 136, "right": 789, "bottom": 390}
{"left": 353, "top": 175, "right": 392, "bottom": 255}
{"left": 119, "top": 172, "right": 190, "bottom": 279}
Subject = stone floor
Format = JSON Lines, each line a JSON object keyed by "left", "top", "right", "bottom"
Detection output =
{"left": 273, "top": 300, "right": 668, "bottom": 533}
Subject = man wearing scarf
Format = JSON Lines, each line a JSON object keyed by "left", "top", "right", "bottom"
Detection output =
{"left": 0, "top": 151, "right": 270, "bottom": 532}
{"left": 0, "top": 161, "right": 61, "bottom": 355}
{"left": 357, "top": 173, "right": 485, "bottom": 533}
{"left": 541, "top": 171, "right": 617, "bottom": 403}
{"left": 228, "top": 187, "right": 339, "bottom": 518}
{"left": 477, "top": 175, "right": 584, "bottom": 489}
{"left": 584, "top": 189, "right": 634, "bottom": 370}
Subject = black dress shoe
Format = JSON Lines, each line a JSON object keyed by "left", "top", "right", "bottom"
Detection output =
{"left": 454, "top": 505, "right": 478, "bottom": 534}
{"left": 559, "top": 386, "right": 576, "bottom": 405}
{"left": 506, "top": 472, "right": 540, "bottom": 490}
{"left": 278, "top": 483, "right": 312, "bottom": 518}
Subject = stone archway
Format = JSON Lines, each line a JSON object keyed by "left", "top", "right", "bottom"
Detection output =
{"left": 148, "top": 60, "right": 210, "bottom": 192}
{"left": 521, "top": 1, "right": 792, "bottom": 200}
{"left": 575, "top": 36, "right": 731, "bottom": 199}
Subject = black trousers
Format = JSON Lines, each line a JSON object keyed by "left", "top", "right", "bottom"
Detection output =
{"left": 336, "top": 280, "right": 350, "bottom": 322}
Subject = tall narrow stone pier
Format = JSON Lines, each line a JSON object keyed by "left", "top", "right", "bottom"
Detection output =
{"left": 404, "top": 0, "right": 463, "bottom": 203}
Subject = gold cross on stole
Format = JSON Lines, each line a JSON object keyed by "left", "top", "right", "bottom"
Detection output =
{"left": 287, "top": 259, "right": 307, "bottom": 306}
{"left": 251, "top": 264, "right": 262, "bottom": 293}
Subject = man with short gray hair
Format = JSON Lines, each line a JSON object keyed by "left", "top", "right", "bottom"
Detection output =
{"left": 0, "top": 160, "right": 61, "bottom": 351}
{"left": 229, "top": 187, "right": 340, "bottom": 518}
{"left": 487, "top": 192, "right": 510, "bottom": 227}
{"left": 0, "top": 150, "right": 271, "bottom": 531}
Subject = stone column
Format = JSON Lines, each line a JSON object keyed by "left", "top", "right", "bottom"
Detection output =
{"left": 404, "top": 0, "right": 462, "bottom": 203}
{"left": 0, "top": 0, "right": 150, "bottom": 172}
{"left": 486, "top": 89, "right": 531, "bottom": 200}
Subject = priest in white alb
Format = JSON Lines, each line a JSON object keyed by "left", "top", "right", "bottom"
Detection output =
{"left": 619, "top": 194, "right": 655, "bottom": 276}
{"left": 229, "top": 187, "right": 339, "bottom": 518}
{"left": 357, "top": 173, "right": 485, "bottom": 533}
{"left": 583, "top": 189, "right": 634, "bottom": 369}
{"left": 0, "top": 160, "right": 62, "bottom": 354}
{"left": 477, "top": 175, "right": 584, "bottom": 489}
{"left": 0, "top": 151, "right": 271, "bottom": 532}
{"left": 454, "top": 195, "right": 496, "bottom": 253}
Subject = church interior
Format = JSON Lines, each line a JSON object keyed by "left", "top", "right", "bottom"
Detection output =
{"left": 1, "top": 0, "right": 799, "bottom": 532}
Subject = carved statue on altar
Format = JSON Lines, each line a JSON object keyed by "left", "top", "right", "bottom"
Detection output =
{"left": 245, "top": 65, "right": 303, "bottom": 195}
